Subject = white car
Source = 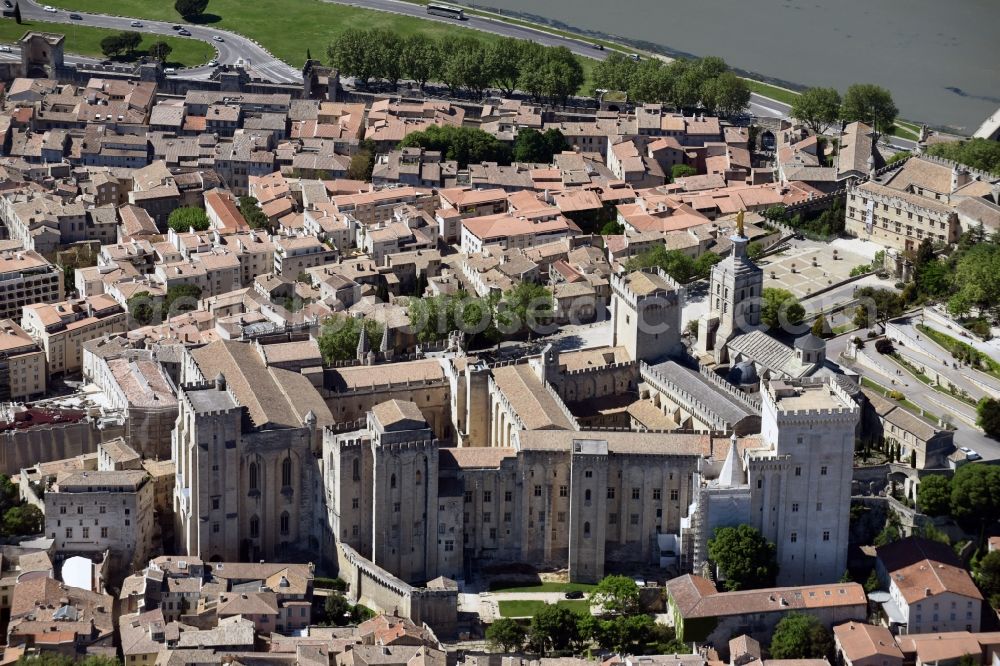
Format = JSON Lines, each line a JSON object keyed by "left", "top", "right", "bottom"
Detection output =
{"left": 130, "top": 20, "right": 143, "bottom": 27}
{"left": 960, "top": 447, "right": 982, "bottom": 461}
{"left": 212, "top": 35, "right": 224, "bottom": 42}
{"left": 43, "top": 5, "right": 56, "bottom": 11}
{"left": 0, "top": 46, "right": 11, "bottom": 53}
{"left": 208, "top": 59, "right": 218, "bottom": 66}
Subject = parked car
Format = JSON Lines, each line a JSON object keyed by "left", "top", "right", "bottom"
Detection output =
{"left": 628, "top": 53, "right": 640, "bottom": 61}
{"left": 212, "top": 35, "right": 224, "bottom": 42}
{"left": 69, "top": 13, "right": 82, "bottom": 20}
{"left": 592, "top": 43, "right": 604, "bottom": 50}
{"left": 164, "top": 67, "right": 177, "bottom": 74}
{"left": 960, "top": 447, "right": 982, "bottom": 461}
{"left": 208, "top": 59, "right": 218, "bottom": 66}
{"left": 0, "top": 46, "right": 12, "bottom": 53}
{"left": 43, "top": 5, "right": 57, "bottom": 12}
{"left": 178, "top": 29, "right": 191, "bottom": 36}
{"left": 3, "top": 1, "right": 14, "bottom": 9}
{"left": 564, "top": 590, "right": 585, "bottom": 599}
{"left": 130, "top": 20, "right": 143, "bottom": 27}
{"left": 172, "top": 24, "right": 183, "bottom": 30}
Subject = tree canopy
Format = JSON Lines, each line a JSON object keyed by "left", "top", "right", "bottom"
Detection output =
{"left": 100, "top": 31, "right": 143, "bottom": 58}
{"left": 328, "top": 28, "right": 585, "bottom": 101}
{"left": 947, "top": 243, "right": 1000, "bottom": 320}
{"left": 761, "top": 287, "right": 805, "bottom": 332}
{"left": 167, "top": 206, "right": 210, "bottom": 233}
{"left": 175, "top": 0, "right": 209, "bottom": 20}
{"left": 707, "top": 524, "right": 778, "bottom": 591}
{"left": 528, "top": 605, "right": 578, "bottom": 654}
{"left": 238, "top": 196, "right": 270, "bottom": 230}
{"left": 926, "top": 138, "right": 1000, "bottom": 175}
{"left": 950, "top": 462, "right": 1000, "bottom": 524}
{"left": 486, "top": 617, "right": 527, "bottom": 653}
{"left": 790, "top": 87, "right": 842, "bottom": 133}
{"left": 592, "top": 54, "right": 750, "bottom": 115}
{"left": 624, "top": 247, "right": 720, "bottom": 284}
{"left": 398, "top": 125, "right": 511, "bottom": 168}
{"left": 317, "top": 316, "right": 384, "bottom": 363}
{"left": 163, "top": 284, "right": 202, "bottom": 317}
{"left": 127, "top": 290, "right": 157, "bottom": 327}
{"left": 840, "top": 83, "right": 898, "bottom": 135}
{"left": 770, "top": 613, "right": 834, "bottom": 659}
{"left": 975, "top": 550, "right": 1000, "bottom": 609}
{"left": 148, "top": 41, "right": 173, "bottom": 63}
{"left": 591, "top": 574, "right": 640, "bottom": 616}
{"left": 513, "top": 128, "right": 567, "bottom": 164}
{"left": 916, "top": 474, "right": 951, "bottom": 516}
{"left": 977, "top": 397, "right": 1000, "bottom": 440}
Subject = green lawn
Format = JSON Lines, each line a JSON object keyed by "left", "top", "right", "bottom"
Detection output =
{"left": 41, "top": 0, "right": 596, "bottom": 91}
{"left": 745, "top": 79, "right": 800, "bottom": 106}
{"left": 0, "top": 17, "right": 215, "bottom": 67}
{"left": 497, "top": 599, "right": 592, "bottom": 617}
{"left": 489, "top": 581, "right": 596, "bottom": 593}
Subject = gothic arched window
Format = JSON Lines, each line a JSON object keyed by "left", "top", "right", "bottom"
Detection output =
{"left": 250, "top": 515, "right": 259, "bottom": 538}
{"left": 280, "top": 511, "right": 290, "bottom": 535}
{"left": 282, "top": 457, "right": 292, "bottom": 487}
{"left": 390, "top": 473, "right": 397, "bottom": 489}
{"left": 249, "top": 462, "right": 259, "bottom": 490}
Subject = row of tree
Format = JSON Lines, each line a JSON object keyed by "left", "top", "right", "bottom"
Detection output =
{"left": 592, "top": 54, "right": 751, "bottom": 116}
{"left": 407, "top": 283, "right": 554, "bottom": 349}
{"left": 789, "top": 84, "right": 899, "bottom": 135}
{"left": 328, "top": 30, "right": 584, "bottom": 103}
{"left": 397, "top": 125, "right": 568, "bottom": 169}
{"left": 238, "top": 195, "right": 270, "bottom": 230}
{"left": 903, "top": 229, "right": 1000, "bottom": 324}
{"left": 622, "top": 245, "right": 721, "bottom": 283}
{"left": 917, "top": 464, "right": 1000, "bottom": 526}
{"left": 486, "top": 575, "right": 687, "bottom": 655}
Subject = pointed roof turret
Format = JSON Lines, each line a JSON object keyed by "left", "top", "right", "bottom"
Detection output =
{"left": 356, "top": 322, "right": 370, "bottom": 360}
{"left": 718, "top": 433, "right": 746, "bottom": 488}
{"left": 380, "top": 323, "right": 391, "bottom": 354}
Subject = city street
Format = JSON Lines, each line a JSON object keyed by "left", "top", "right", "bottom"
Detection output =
{"left": 15, "top": 0, "right": 301, "bottom": 81}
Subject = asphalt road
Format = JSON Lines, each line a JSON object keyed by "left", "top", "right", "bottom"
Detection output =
{"left": 17, "top": 0, "right": 300, "bottom": 82}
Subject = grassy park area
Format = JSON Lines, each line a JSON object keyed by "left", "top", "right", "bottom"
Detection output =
{"left": 497, "top": 599, "right": 591, "bottom": 618}
{"left": 0, "top": 17, "right": 215, "bottom": 67}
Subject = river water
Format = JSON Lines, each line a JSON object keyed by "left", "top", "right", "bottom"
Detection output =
{"left": 477, "top": 0, "right": 1000, "bottom": 134}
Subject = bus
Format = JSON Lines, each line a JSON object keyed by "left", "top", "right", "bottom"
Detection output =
{"left": 427, "top": 3, "right": 465, "bottom": 20}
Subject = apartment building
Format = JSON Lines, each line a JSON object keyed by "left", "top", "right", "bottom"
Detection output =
{"left": 876, "top": 537, "right": 983, "bottom": 635}
{"left": 273, "top": 236, "right": 337, "bottom": 277}
{"left": 0, "top": 250, "right": 63, "bottom": 320}
{"left": 44, "top": 469, "right": 154, "bottom": 573}
{"left": 333, "top": 187, "right": 437, "bottom": 228}
{"left": 0, "top": 319, "right": 46, "bottom": 401}
{"left": 21, "top": 294, "right": 127, "bottom": 375}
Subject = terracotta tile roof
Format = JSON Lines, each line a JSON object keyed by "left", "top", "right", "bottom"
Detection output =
{"left": 833, "top": 622, "right": 903, "bottom": 662}
{"left": 666, "top": 574, "right": 866, "bottom": 619}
